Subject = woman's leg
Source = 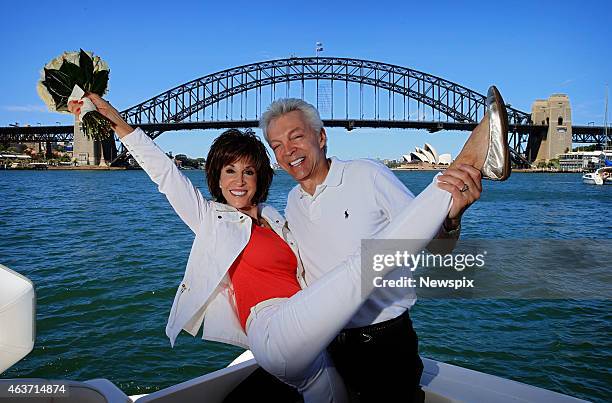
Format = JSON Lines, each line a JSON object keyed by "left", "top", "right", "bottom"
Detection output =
{"left": 248, "top": 312, "right": 349, "bottom": 403}
{"left": 247, "top": 175, "right": 452, "bottom": 398}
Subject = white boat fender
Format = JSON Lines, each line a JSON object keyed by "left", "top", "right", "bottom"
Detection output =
{"left": 0, "top": 264, "right": 36, "bottom": 373}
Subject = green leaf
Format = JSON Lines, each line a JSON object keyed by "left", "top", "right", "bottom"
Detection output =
{"left": 90, "top": 70, "right": 109, "bottom": 95}
{"left": 79, "top": 49, "right": 94, "bottom": 85}
{"left": 44, "top": 82, "right": 71, "bottom": 109}
{"left": 59, "top": 60, "right": 85, "bottom": 87}
{"left": 42, "top": 80, "right": 66, "bottom": 108}
{"left": 44, "top": 68, "right": 74, "bottom": 95}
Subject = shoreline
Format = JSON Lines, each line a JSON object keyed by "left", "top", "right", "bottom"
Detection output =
{"left": 390, "top": 167, "right": 580, "bottom": 174}
{"left": 2, "top": 166, "right": 584, "bottom": 173}
{"left": 48, "top": 166, "right": 130, "bottom": 170}
{"left": 1, "top": 165, "right": 134, "bottom": 171}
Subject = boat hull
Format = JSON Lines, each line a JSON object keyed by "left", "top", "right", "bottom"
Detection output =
{"left": 129, "top": 351, "right": 589, "bottom": 403}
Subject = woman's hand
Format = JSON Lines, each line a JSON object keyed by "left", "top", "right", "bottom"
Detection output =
{"left": 68, "top": 94, "right": 134, "bottom": 138}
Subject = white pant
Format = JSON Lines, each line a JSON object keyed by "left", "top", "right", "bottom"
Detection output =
{"left": 246, "top": 176, "right": 452, "bottom": 403}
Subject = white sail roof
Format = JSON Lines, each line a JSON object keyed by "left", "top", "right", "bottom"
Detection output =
{"left": 424, "top": 143, "right": 440, "bottom": 164}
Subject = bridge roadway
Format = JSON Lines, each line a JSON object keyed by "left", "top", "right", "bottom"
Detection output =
{"left": 0, "top": 121, "right": 608, "bottom": 143}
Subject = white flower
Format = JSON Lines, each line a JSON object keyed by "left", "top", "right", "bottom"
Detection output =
{"left": 93, "top": 56, "right": 110, "bottom": 72}
{"left": 62, "top": 51, "right": 81, "bottom": 66}
{"left": 45, "top": 54, "right": 65, "bottom": 70}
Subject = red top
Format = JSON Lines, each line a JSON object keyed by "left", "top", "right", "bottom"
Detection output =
{"left": 228, "top": 223, "right": 300, "bottom": 330}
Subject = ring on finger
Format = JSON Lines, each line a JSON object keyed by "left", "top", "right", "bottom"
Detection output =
{"left": 460, "top": 183, "right": 469, "bottom": 193}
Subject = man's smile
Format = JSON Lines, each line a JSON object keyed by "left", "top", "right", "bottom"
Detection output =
{"left": 290, "top": 157, "right": 305, "bottom": 167}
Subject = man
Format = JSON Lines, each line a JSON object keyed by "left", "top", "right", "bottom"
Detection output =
{"left": 261, "top": 98, "right": 485, "bottom": 402}
{"left": 226, "top": 97, "right": 489, "bottom": 402}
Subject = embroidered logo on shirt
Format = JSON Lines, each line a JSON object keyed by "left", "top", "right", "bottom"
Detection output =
{"left": 344, "top": 210, "right": 349, "bottom": 219}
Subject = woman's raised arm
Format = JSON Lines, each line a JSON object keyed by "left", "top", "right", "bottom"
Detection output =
{"left": 68, "top": 95, "right": 210, "bottom": 234}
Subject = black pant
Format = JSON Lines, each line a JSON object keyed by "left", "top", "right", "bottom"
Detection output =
{"left": 327, "top": 309, "right": 424, "bottom": 402}
{"left": 224, "top": 310, "right": 423, "bottom": 402}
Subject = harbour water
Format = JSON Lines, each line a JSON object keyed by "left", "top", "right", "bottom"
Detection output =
{"left": 0, "top": 169, "right": 610, "bottom": 402}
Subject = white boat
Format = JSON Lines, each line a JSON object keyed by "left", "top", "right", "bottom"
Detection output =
{"left": 583, "top": 85, "right": 612, "bottom": 184}
{"left": 0, "top": 264, "right": 592, "bottom": 403}
{"left": 582, "top": 166, "right": 612, "bottom": 185}
{"left": 123, "top": 350, "right": 589, "bottom": 403}
{"left": 582, "top": 172, "right": 603, "bottom": 185}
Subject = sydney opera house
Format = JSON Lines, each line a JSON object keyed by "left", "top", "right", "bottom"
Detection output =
{"left": 402, "top": 143, "right": 452, "bottom": 166}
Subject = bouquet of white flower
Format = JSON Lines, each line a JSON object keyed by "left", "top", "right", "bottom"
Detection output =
{"left": 37, "top": 49, "right": 112, "bottom": 140}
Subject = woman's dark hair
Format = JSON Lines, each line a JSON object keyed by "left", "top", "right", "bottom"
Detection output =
{"left": 205, "top": 129, "right": 274, "bottom": 205}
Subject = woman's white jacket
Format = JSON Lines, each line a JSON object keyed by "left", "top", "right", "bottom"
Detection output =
{"left": 120, "top": 128, "right": 306, "bottom": 349}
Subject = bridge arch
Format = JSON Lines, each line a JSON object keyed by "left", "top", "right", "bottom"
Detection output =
{"left": 120, "top": 57, "right": 531, "bottom": 133}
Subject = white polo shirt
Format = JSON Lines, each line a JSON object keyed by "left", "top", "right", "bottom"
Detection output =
{"left": 285, "top": 157, "right": 417, "bottom": 328}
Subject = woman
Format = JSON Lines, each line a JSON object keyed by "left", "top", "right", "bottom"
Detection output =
{"left": 69, "top": 89, "right": 509, "bottom": 402}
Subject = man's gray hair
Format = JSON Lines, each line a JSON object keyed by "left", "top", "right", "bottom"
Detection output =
{"left": 259, "top": 98, "right": 324, "bottom": 142}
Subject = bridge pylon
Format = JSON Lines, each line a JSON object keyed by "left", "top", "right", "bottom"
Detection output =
{"left": 72, "top": 118, "right": 116, "bottom": 166}
{"left": 529, "top": 94, "right": 573, "bottom": 162}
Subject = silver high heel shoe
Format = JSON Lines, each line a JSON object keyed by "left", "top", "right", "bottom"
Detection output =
{"left": 481, "top": 86, "right": 511, "bottom": 181}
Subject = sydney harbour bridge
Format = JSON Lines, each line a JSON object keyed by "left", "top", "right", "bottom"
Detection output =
{"left": 0, "top": 57, "right": 609, "bottom": 167}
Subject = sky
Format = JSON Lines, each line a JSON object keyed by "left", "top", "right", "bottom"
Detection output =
{"left": 1, "top": 0, "right": 610, "bottom": 160}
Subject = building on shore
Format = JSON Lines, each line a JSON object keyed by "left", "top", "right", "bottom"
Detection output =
{"left": 0, "top": 153, "right": 31, "bottom": 169}
{"left": 557, "top": 149, "right": 612, "bottom": 172}
{"left": 401, "top": 143, "right": 452, "bottom": 168}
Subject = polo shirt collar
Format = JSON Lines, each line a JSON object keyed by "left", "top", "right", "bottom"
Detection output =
{"left": 298, "top": 156, "right": 346, "bottom": 198}
{"left": 323, "top": 157, "right": 346, "bottom": 188}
